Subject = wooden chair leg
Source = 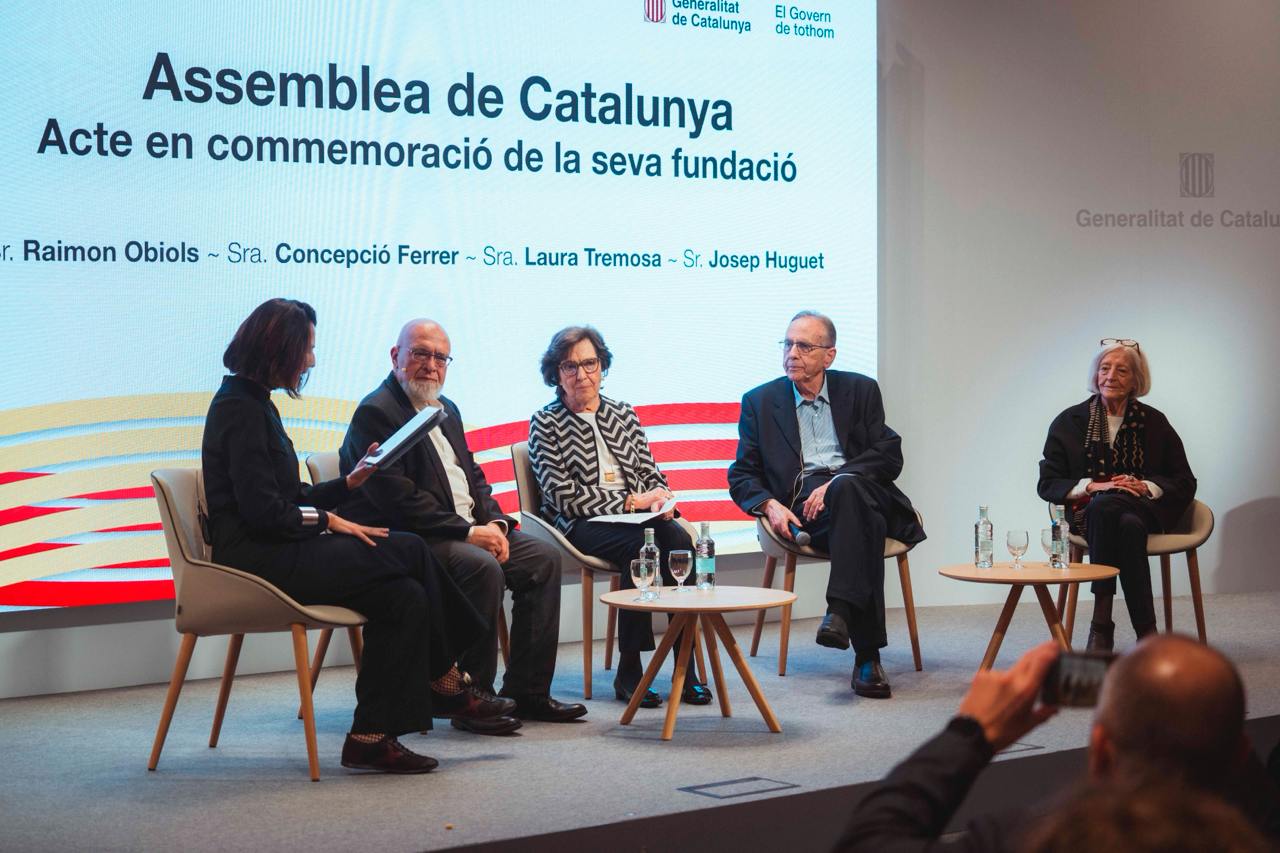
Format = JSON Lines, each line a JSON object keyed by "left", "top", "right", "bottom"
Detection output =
{"left": 148, "top": 633, "right": 197, "bottom": 771}
{"left": 1064, "top": 583, "right": 1079, "bottom": 642}
{"left": 778, "top": 555, "right": 797, "bottom": 676}
{"left": 346, "top": 626, "right": 363, "bottom": 673}
{"left": 290, "top": 624, "right": 320, "bottom": 781}
{"left": 1160, "top": 555, "right": 1173, "bottom": 632}
{"left": 298, "top": 628, "right": 333, "bottom": 719}
{"left": 1186, "top": 548, "right": 1207, "bottom": 642}
{"left": 497, "top": 607, "right": 511, "bottom": 668}
{"left": 210, "top": 634, "right": 243, "bottom": 748}
{"left": 605, "top": 574, "right": 620, "bottom": 671}
{"left": 897, "top": 553, "right": 923, "bottom": 672}
{"left": 750, "top": 556, "right": 778, "bottom": 658}
{"left": 581, "top": 566, "right": 593, "bottom": 700}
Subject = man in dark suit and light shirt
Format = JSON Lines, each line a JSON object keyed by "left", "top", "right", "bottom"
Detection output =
{"left": 339, "top": 319, "right": 586, "bottom": 729}
{"left": 728, "top": 311, "right": 925, "bottom": 697}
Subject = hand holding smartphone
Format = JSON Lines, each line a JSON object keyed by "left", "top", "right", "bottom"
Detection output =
{"left": 1040, "top": 650, "right": 1116, "bottom": 707}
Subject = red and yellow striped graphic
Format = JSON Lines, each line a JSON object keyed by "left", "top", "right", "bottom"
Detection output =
{"left": 0, "top": 395, "right": 751, "bottom": 610}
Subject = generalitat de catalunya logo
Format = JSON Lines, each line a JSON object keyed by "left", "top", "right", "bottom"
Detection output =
{"left": 645, "top": 0, "right": 665, "bottom": 23}
{"left": 1180, "top": 153, "right": 1214, "bottom": 198}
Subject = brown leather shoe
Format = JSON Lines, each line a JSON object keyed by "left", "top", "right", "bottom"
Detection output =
{"left": 448, "top": 715, "right": 523, "bottom": 735}
{"left": 1086, "top": 620, "right": 1116, "bottom": 652}
{"left": 432, "top": 678, "right": 518, "bottom": 721}
{"left": 341, "top": 735, "right": 437, "bottom": 774}
{"left": 469, "top": 684, "right": 518, "bottom": 717}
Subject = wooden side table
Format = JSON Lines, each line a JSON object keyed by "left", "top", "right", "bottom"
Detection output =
{"left": 938, "top": 562, "right": 1119, "bottom": 670}
{"left": 600, "top": 586, "right": 796, "bottom": 740}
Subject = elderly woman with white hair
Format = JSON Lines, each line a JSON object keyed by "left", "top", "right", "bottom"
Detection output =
{"left": 1037, "top": 339, "right": 1196, "bottom": 651}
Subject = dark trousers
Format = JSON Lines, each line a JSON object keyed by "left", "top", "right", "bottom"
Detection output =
{"left": 567, "top": 518, "right": 694, "bottom": 654}
{"left": 796, "top": 473, "right": 900, "bottom": 653}
{"left": 1083, "top": 492, "right": 1163, "bottom": 631}
{"left": 222, "top": 530, "right": 481, "bottom": 737}
{"left": 427, "top": 529, "right": 562, "bottom": 697}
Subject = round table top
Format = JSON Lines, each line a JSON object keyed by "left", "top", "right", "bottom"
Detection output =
{"left": 938, "top": 561, "right": 1119, "bottom": 585}
{"left": 600, "top": 585, "right": 797, "bottom": 613}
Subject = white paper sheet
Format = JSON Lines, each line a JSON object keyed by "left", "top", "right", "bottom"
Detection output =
{"left": 588, "top": 498, "right": 678, "bottom": 524}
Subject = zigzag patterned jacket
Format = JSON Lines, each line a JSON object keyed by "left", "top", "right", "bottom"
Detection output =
{"left": 527, "top": 396, "right": 669, "bottom": 534}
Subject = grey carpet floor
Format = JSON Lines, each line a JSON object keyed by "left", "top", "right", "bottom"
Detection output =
{"left": 2, "top": 592, "right": 1278, "bottom": 852}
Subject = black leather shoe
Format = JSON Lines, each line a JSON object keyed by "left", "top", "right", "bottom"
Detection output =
{"left": 681, "top": 679, "right": 713, "bottom": 706}
{"left": 503, "top": 694, "right": 588, "bottom": 722}
{"left": 341, "top": 734, "right": 438, "bottom": 773}
{"left": 449, "top": 715, "right": 523, "bottom": 735}
{"left": 816, "top": 612, "right": 851, "bottom": 650}
{"left": 852, "top": 660, "right": 892, "bottom": 698}
{"left": 1086, "top": 620, "right": 1116, "bottom": 652}
{"left": 614, "top": 676, "right": 662, "bottom": 708}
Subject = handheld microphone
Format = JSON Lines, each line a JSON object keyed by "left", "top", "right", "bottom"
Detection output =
{"left": 788, "top": 523, "right": 811, "bottom": 547}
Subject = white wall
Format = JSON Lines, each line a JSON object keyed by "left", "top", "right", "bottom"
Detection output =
{"left": 4, "top": 0, "right": 1279, "bottom": 697}
{"left": 879, "top": 0, "right": 1280, "bottom": 608}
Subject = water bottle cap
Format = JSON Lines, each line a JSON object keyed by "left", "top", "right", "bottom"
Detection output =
{"left": 700, "top": 521, "right": 710, "bottom": 535}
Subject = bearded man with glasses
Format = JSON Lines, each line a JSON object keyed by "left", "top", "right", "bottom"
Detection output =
{"left": 728, "top": 310, "right": 925, "bottom": 698}
{"left": 338, "top": 318, "right": 586, "bottom": 730}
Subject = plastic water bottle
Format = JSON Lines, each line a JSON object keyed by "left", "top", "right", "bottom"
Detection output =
{"left": 975, "top": 506, "right": 994, "bottom": 568}
{"left": 695, "top": 522, "right": 716, "bottom": 590}
{"left": 1050, "top": 505, "right": 1069, "bottom": 569}
{"left": 639, "top": 527, "right": 661, "bottom": 592}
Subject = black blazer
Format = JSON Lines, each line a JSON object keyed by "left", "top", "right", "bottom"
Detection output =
{"left": 338, "top": 373, "right": 515, "bottom": 540}
{"left": 833, "top": 717, "right": 1023, "bottom": 853}
{"left": 201, "top": 374, "right": 349, "bottom": 572}
{"left": 727, "top": 370, "right": 924, "bottom": 544}
{"left": 1037, "top": 398, "right": 1196, "bottom": 532}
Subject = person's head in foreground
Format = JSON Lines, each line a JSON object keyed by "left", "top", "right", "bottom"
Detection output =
{"left": 1021, "top": 779, "right": 1269, "bottom": 853}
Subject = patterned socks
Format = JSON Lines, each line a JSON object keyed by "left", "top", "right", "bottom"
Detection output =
{"left": 431, "top": 665, "right": 465, "bottom": 695}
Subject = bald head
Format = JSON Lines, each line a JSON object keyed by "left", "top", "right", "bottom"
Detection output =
{"left": 391, "top": 318, "right": 451, "bottom": 406}
{"left": 396, "top": 318, "right": 445, "bottom": 350}
{"left": 1095, "top": 634, "right": 1245, "bottom": 787}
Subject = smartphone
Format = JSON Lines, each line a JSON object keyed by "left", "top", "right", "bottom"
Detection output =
{"left": 1040, "top": 650, "right": 1116, "bottom": 707}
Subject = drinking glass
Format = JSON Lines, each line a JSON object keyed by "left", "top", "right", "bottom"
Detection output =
{"left": 1007, "top": 530, "right": 1029, "bottom": 570}
{"left": 1041, "top": 529, "right": 1054, "bottom": 560}
{"left": 669, "top": 550, "right": 692, "bottom": 592}
{"left": 630, "top": 558, "right": 657, "bottom": 601}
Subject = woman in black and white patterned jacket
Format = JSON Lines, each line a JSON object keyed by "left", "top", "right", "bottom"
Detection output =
{"left": 528, "top": 325, "right": 710, "bottom": 709}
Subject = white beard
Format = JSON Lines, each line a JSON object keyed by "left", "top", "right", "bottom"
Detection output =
{"left": 399, "top": 376, "right": 441, "bottom": 409}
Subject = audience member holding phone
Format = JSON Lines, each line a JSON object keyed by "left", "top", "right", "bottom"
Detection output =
{"left": 834, "top": 635, "right": 1280, "bottom": 851}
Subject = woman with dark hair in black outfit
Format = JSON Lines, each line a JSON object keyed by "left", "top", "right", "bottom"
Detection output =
{"left": 202, "top": 298, "right": 512, "bottom": 774}
{"left": 1038, "top": 339, "right": 1196, "bottom": 652}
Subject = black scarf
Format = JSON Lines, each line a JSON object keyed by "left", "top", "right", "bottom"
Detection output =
{"left": 1072, "top": 394, "right": 1147, "bottom": 532}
